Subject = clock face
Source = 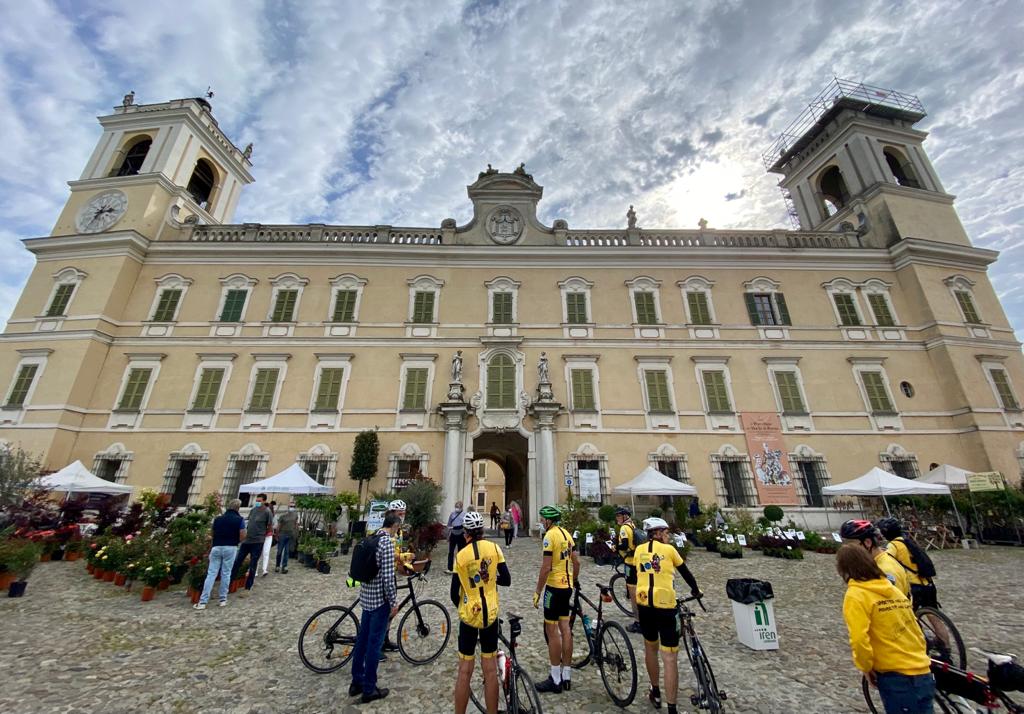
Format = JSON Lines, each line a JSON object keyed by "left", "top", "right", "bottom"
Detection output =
{"left": 76, "top": 190, "right": 128, "bottom": 234}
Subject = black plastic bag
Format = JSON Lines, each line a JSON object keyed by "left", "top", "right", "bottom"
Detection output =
{"left": 726, "top": 578, "right": 774, "bottom": 604}
{"left": 989, "top": 659, "right": 1024, "bottom": 693}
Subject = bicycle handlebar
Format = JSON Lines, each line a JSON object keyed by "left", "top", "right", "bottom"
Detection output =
{"left": 679, "top": 594, "right": 708, "bottom": 612}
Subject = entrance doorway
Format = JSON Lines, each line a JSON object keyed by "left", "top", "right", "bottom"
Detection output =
{"left": 471, "top": 431, "right": 529, "bottom": 531}
{"left": 170, "top": 459, "right": 199, "bottom": 507}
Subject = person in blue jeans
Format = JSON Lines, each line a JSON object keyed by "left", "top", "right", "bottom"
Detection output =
{"left": 194, "top": 499, "right": 246, "bottom": 610}
{"left": 349, "top": 512, "right": 400, "bottom": 704}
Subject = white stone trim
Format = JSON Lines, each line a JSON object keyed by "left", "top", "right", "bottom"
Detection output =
{"left": 943, "top": 273, "right": 989, "bottom": 338}
{"left": 691, "top": 356, "right": 738, "bottom": 431}
{"left": 263, "top": 272, "right": 309, "bottom": 337}
{"left": 36, "top": 267, "right": 88, "bottom": 332}
{"left": 298, "top": 443, "right": 339, "bottom": 489}
{"left": 210, "top": 273, "right": 257, "bottom": 336}
{"left": 242, "top": 353, "right": 290, "bottom": 429}
{"left": 763, "top": 357, "right": 814, "bottom": 432}
{"left": 677, "top": 275, "right": 719, "bottom": 339}
{"left": 388, "top": 441, "right": 431, "bottom": 490}
{"left": 849, "top": 357, "right": 902, "bottom": 431}
{"left": 484, "top": 276, "right": 521, "bottom": 336}
{"left": 307, "top": 353, "right": 354, "bottom": 430}
{"left": 860, "top": 279, "right": 905, "bottom": 340}
{"left": 143, "top": 273, "right": 193, "bottom": 337}
{"left": 478, "top": 345, "right": 525, "bottom": 426}
{"left": 566, "top": 442, "right": 611, "bottom": 504}
{"left": 879, "top": 443, "right": 920, "bottom": 479}
{"left": 635, "top": 356, "right": 678, "bottom": 430}
{"left": 558, "top": 276, "right": 594, "bottom": 339}
{"left": 977, "top": 357, "right": 1024, "bottom": 428}
{"left": 405, "top": 274, "right": 443, "bottom": 338}
{"left": 93, "top": 442, "right": 134, "bottom": 484}
{"left": 822, "top": 277, "right": 871, "bottom": 341}
{"left": 625, "top": 275, "right": 664, "bottom": 339}
{"left": 0, "top": 349, "right": 52, "bottom": 425}
{"left": 325, "top": 273, "right": 368, "bottom": 337}
{"left": 108, "top": 353, "right": 165, "bottom": 429}
{"left": 182, "top": 352, "right": 236, "bottom": 429}
{"left": 562, "top": 354, "right": 602, "bottom": 429}
{"left": 396, "top": 353, "right": 437, "bottom": 429}
{"left": 647, "top": 443, "right": 691, "bottom": 483}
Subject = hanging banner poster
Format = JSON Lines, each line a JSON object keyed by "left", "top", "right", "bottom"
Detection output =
{"left": 578, "top": 469, "right": 602, "bottom": 502}
{"left": 740, "top": 412, "right": 800, "bottom": 505}
{"left": 365, "top": 500, "right": 389, "bottom": 532}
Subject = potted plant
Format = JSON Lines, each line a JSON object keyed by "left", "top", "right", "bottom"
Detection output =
{"left": 187, "top": 558, "right": 208, "bottom": 604}
{"left": 6, "top": 540, "right": 42, "bottom": 597}
{"left": 316, "top": 541, "right": 333, "bottom": 574}
{"left": 137, "top": 556, "right": 170, "bottom": 601}
{"left": 718, "top": 541, "right": 743, "bottom": 559}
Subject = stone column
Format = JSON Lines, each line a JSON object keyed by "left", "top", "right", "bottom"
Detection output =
{"left": 530, "top": 389, "right": 562, "bottom": 521}
{"left": 439, "top": 383, "right": 470, "bottom": 518}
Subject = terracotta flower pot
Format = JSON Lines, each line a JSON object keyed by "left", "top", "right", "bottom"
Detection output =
{"left": 114, "top": 573, "right": 127, "bottom": 586}
{"left": 0, "top": 572, "right": 15, "bottom": 590}
{"left": 40, "top": 553, "right": 51, "bottom": 563}
{"left": 158, "top": 578, "right": 170, "bottom": 590}
{"left": 190, "top": 589, "right": 201, "bottom": 605}
{"left": 228, "top": 579, "right": 239, "bottom": 593}
{"left": 67, "top": 551, "right": 81, "bottom": 562}
{"left": 86, "top": 563, "right": 95, "bottom": 574}
{"left": 140, "top": 586, "right": 156, "bottom": 601}
{"left": 94, "top": 568, "right": 105, "bottom": 580}
{"left": 102, "top": 570, "right": 116, "bottom": 582}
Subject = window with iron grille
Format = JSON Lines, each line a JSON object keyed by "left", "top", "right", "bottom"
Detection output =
{"left": 300, "top": 458, "right": 333, "bottom": 487}
{"left": 954, "top": 290, "right": 982, "bottom": 324}
{"left": 686, "top": 291, "right": 712, "bottom": 325}
{"left": 644, "top": 370, "right": 673, "bottom": 413}
{"left": 487, "top": 354, "right": 515, "bottom": 409}
{"left": 412, "top": 291, "right": 435, "bottom": 323}
{"left": 573, "top": 458, "right": 609, "bottom": 505}
{"left": 46, "top": 284, "right": 75, "bottom": 317}
{"left": 403, "top": 368, "right": 428, "bottom": 410}
{"left": 888, "top": 458, "right": 918, "bottom": 480}
{"left": 715, "top": 458, "right": 757, "bottom": 507}
{"left": 151, "top": 289, "right": 183, "bottom": 322}
{"left": 832, "top": 293, "right": 860, "bottom": 326}
{"left": 491, "top": 292, "right": 513, "bottom": 323}
{"left": 221, "top": 456, "right": 264, "bottom": 506}
{"left": 219, "top": 289, "right": 248, "bottom": 322}
{"left": 117, "top": 368, "right": 152, "bottom": 411}
{"left": 701, "top": 370, "right": 732, "bottom": 413}
{"left": 860, "top": 371, "right": 896, "bottom": 414}
{"left": 793, "top": 458, "right": 831, "bottom": 507}
{"left": 332, "top": 289, "right": 357, "bottom": 322}
{"left": 5, "top": 364, "right": 39, "bottom": 407}
{"left": 867, "top": 293, "right": 895, "bottom": 327}
{"left": 565, "top": 293, "right": 588, "bottom": 324}
{"left": 394, "top": 459, "right": 422, "bottom": 490}
{"left": 774, "top": 370, "right": 807, "bottom": 414}
{"left": 271, "top": 289, "right": 298, "bottom": 322}
{"left": 314, "top": 368, "right": 345, "bottom": 411}
{"left": 247, "top": 368, "right": 279, "bottom": 411}
{"left": 571, "top": 369, "right": 596, "bottom": 410}
{"left": 633, "top": 291, "right": 657, "bottom": 324}
{"left": 989, "top": 368, "right": 1020, "bottom": 411}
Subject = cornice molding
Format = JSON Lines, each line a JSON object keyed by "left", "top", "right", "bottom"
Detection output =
{"left": 23, "top": 231, "right": 151, "bottom": 262}
{"left": 890, "top": 238, "right": 998, "bottom": 271}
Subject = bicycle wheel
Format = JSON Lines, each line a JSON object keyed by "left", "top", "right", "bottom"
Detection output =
{"left": 397, "top": 598, "right": 452, "bottom": 665}
{"left": 597, "top": 620, "right": 638, "bottom": 707}
{"left": 567, "top": 607, "right": 594, "bottom": 668}
{"left": 861, "top": 676, "right": 882, "bottom": 714}
{"left": 610, "top": 573, "right": 632, "bottom": 618}
{"left": 468, "top": 666, "right": 498, "bottom": 714}
{"left": 691, "top": 642, "right": 724, "bottom": 713}
{"left": 510, "top": 667, "right": 543, "bottom": 714}
{"left": 916, "top": 607, "right": 966, "bottom": 670}
{"left": 298, "top": 605, "right": 359, "bottom": 673}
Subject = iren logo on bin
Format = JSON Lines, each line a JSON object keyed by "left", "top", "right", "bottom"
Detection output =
{"left": 754, "top": 602, "right": 770, "bottom": 627}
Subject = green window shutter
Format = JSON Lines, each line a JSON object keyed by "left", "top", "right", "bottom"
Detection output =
{"left": 990, "top": 369, "right": 1020, "bottom": 410}
{"left": 403, "top": 367, "right": 428, "bottom": 410}
{"left": 867, "top": 293, "right": 895, "bottom": 327}
{"left": 775, "top": 371, "right": 806, "bottom": 414}
{"left": 219, "top": 289, "right": 248, "bottom": 322}
{"left": 702, "top": 370, "right": 732, "bottom": 412}
{"left": 687, "top": 291, "right": 711, "bottom": 325}
{"left": 833, "top": 293, "right": 861, "bottom": 326}
{"left": 744, "top": 293, "right": 762, "bottom": 325}
{"left": 314, "top": 368, "right": 345, "bottom": 411}
{"left": 117, "top": 368, "right": 152, "bottom": 411}
{"left": 774, "top": 293, "right": 792, "bottom": 325}
{"left": 412, "top": 291, "right": 435, "bottom": 323}
{"left": 954, "top": 291, "right": 981, "bottom": 324}
{"left": 861, "top": 371, "right": 895, "bottom": 414}
{"left": 644, "top": 370, "right": 672, "bottom": 413}
{"left": 486, "top": 355, "right": 515, "bottom": 409}
{"left": 332, "top": 290, "right": 357, "bottom": 322}
{"left": 571, "top": 369, "right": 595, "bottom": 410}
{"left": 191, "top": 368, "right": 225, "bottom": 411}
{"left": 566, "top": 293, "right": 588, "bottom": 324}
{"left": 633, "top": 291, "right": 657, "bottom": 324}
{"left": 46, "top": 284, "right": 75, "bottom": 317}
{"left": 151, "top": 289, "right": 182, "bottom": 322}
{"left": 491, "top": 292, "right": 513, "bottom": 323}
{"left": 271, "top": 290, "right": 298, "bottom": 322}
{"left": 248, "top": 368, "right": 279, "bottom": 411}
{"left": 6, "top": 364, "right": 39, "bottom": 407}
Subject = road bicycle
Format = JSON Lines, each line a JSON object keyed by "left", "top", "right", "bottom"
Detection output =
{"left": 298, "top": 569, "right": 451, "bottom": 672}
{"left": 603, "top": 557, "right": 633, "bottom": 618}
{"left": 679, "top": 594, "right": 727, "bottom": 713}
{"left": 916, "top": 605, "right": 967, "bottom": 670}
{"left": 567, "top": 584, "right": 638, "bottom": 707}
{"left": 469, "top": 615, "right": 544, "bottom": 714}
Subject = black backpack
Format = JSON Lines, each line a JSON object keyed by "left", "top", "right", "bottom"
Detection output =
{"left": 896, "top": 537, "right": 937, "bottom": 579}
{"left": 349, "top": 533, "right": 382, "bottom": 583}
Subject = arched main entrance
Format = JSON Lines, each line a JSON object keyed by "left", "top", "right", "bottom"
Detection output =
{"left": 471, "top": 430, "right": 531, "bottom": 532}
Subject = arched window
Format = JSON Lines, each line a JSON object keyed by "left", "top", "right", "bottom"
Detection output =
{"left": 818, "top": 166, "right": 850, "bottom": 216}
{"left": 883, "top": 148, "right": 921, "bottom": 189}
{"left": 116, "top": 138, "right": 151, "bottom": 176}
{"left": 186, "top": 159, "right": 216, "bottom": 208}
{"left": 486, "top": 354, "right": 515, "bottom": 409}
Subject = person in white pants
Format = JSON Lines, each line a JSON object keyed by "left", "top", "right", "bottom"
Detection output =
{"left": 259, "top": 500, "right": 277, "bottom": 576}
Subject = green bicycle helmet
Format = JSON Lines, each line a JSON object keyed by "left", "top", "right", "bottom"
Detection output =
{"left": 538, "top": 505, "right": 562, "bottom": 521}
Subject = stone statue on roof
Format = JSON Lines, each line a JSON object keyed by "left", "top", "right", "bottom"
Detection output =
{"left": 242, "top": 143, "right": 254, "bottom": 160}
{"left": 122, "top": 91, "right": 135, "bottom": 107}
{"left": 513, "top": 163, "right": 533, "bottom": 180}
{"left": 627, "top": 205, "right": 637, "bottom": 229}
{"left": 478, "top": 164, "right": 498, "bottom": 179}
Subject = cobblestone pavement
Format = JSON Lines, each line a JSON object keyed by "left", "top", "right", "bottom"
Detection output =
{"left": 1, "top": 540, "right": 1022, "bottom": 714}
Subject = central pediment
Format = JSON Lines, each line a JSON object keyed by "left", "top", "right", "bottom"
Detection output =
{"left": 449, "top": 166, "right": 559, "bottom": 247}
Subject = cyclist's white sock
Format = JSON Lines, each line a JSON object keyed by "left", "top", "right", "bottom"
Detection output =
{"left": 561, "top": 666, "right": 571, "bottom": 681}
{"left": 550, "top": 665, "right": 562, "bottom": 684}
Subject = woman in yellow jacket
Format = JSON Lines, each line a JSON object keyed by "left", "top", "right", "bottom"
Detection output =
{"left": 837, "top": 543, "right": 935, "bottom": 714}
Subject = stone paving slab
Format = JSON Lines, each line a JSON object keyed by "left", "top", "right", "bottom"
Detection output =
{"left": 1, "top": 540, "right": 1021, "bottom": 713}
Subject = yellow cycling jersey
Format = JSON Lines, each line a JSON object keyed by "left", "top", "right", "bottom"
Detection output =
{"left": 875, "top": 551, "right": 910, "bottom": 598}
{"left": 843, "top": 577, "right": 931, "bottom": 676}
{"left": 886, "top": 539, "right": 932, "bottom": 587}
{"left": 455, "top": 539, "right": 506, "bottom": 629}
{"left": 618, "top": 522, "right": 637, "bottom": 565}
{"left": 542, "top": 526, "right": 575, "bottom": 589}
{"left": 634, "top": 540, "right": 684, "bottom": 609}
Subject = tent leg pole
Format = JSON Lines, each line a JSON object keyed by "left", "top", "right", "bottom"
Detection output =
{"left": 949, "top": 495, "right": 964, "bottom": 538}
{"left": 882, "top": 494, "right": 891, "bottom": 516}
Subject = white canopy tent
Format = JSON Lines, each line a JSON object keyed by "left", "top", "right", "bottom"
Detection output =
{"left": 238, "top": 463, "right": 332, "bottom": 495}
{"left": 921, "top": 464, "right": 973, "bottom": 488}
{"left": 32, "top": 460, "right": 133, "bottom": 495}
{"left": 613, "top": 466, "right": 698, "bottom": 513}
{"left": 822, "top": 467, "right": 950, "bottom": 515}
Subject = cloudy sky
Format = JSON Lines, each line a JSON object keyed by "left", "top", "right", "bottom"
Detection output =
{"left": 1, "top": 0, "right": 1022, "bottom": 338}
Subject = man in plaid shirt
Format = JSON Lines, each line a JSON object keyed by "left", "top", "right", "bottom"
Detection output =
{"left": 349, "top": 513, "right": 400, "bottom": 704}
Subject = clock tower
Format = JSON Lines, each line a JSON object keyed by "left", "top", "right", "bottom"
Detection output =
{"left": 51, "top": 95, "right": 254, "bottom": 240}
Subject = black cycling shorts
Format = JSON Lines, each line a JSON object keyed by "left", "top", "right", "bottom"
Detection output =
{"left": 543, "top": 586, "right": 572, "bottom": 623}
{"left": 624, "top": 563, "right": 637, "bottom": 586}
{"left": 458, "top": 620, "right": 499, "bottom": 660}
{"left": 637, "top": 604, "right": 681, "bottom": 651}
{"left": 910, "top": 583, "right": 939, "bottom": 610}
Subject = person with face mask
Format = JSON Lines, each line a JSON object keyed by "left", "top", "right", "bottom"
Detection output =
{"left": 231, "top": 493, "right": 272, "bottom": 595}
{"left": 275, "top": 499, "right": 299, "bottom": 573}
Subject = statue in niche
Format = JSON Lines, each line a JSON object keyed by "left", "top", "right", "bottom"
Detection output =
{"left": 627, "top": 205, "right": 637, "bottom": 229}
{"left": 451, "top": 350, "right": 463, "bottom": 383}
{"left": 242, "top": 143, "right": 254, "bottom": 160}
{"left": 537, "top": 352, "right": 550, "bottom": 383}
{"left": 122, "top": 91, "right": 135, "bottom": 107}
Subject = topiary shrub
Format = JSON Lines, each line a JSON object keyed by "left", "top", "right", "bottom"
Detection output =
{"left": 763, "top": 505, "right": 784, "bottom": 523}
{"left": 598, "top": 504, "right": 617, "bottom": 524}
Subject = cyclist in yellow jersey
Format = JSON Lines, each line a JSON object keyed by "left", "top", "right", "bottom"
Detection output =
{"left": 614, "top": 506, "right": 642, "bottom": 633}
{"left": 634, "top": 517, "right": 702, "bottom": 714}
{"left": 451, "top": 511, "right": 511, "bottom": 714}
{"left": 533, "top": 505, "right": 580, "bottom": 694}
{"left": 840, "top": 520, "right": 910, "bottom": 598}
{"left": 877, "top": 517, "right": 939, "bottom": 609}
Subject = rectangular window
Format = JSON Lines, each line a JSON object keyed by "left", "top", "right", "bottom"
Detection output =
{"left": 332, "top": 290, "right": 357, "bottom": 322}
{"left": 151, "top": 289, "right": 182, "bottom": 322}
{"left": 721, "top": 461, "right": 754, "bottom": 507}
{"left": 5, "top": 364, "right": 39, "bottom": 407}
{"left": 633, "top": 291, "right": 657, "bottom": 324}
{"left": 394, "top": 459, "right": 422, "bottom": 489}
{"left": 657, "top": 460, "right": 681, "bottom": 480}
{"left": 486, "top": 359, "right": 515, "bottom": 409}
{"left": 889, "top": 459, "right": 918, "bottom": 480}
{"left": 565, "top": 293, "right": 588, "bottom": 324}
{"left": 867, "top": 293, "right": 895, "bottom": 327}
{"left": 686, "top": 291, "right": 712, "bottom": 325}
{"left": 46, "top": 284, "right": 75, "bottom": 317}
{"left": 796, "top": 460, "right": 826, "bottom": 507}
{"left": 833, "top": 293, "right": 861, "bottom": 326}
{"left": 774, "top": 371, "right": 806, "bottom": 414}
{"left": 702, "top": 370, "right": 732, "bottom": 413}
{"left": 271, "top": 289, "right": 298, "bottom": 322}
{"left": 745, "top": 292, "right": 790, "bottom": 326}
{"left": 644, "top": 370, "right": 673, "bottom": 413}
{"left": 861, "top": 371, "right": 895, "bottom": 414}
{"left": 314, "top": 368, "right": 345, "bottom": 411}
{"left": 219, "top": 289, "right": 248, "bottom": 322}
{"left": 190, "top": 368, "right": 225, "bottom": 411}
{"left": 571, "top": 369, "right": 595, "bottom": 410}
{"left": 954, "top": 290, "right": 982, "bottom": 324}
{"left": 990, "top": 368, "right": 1020, "bottom": 410}
{"left": 301, "top": 459, "right": 330, "bottom": 485}
{"left": 491, "top": 292, "right": 513, "bottom": 323}
{"left": 247, "top": 368, "right": 280, "bottom": 411}
{"left": 476, "top": 491, "right": 485, "bottom": 508}
{"left": 117, "top": 368, "right": 152, "bottom": 411}
{"left": 412, "top": 291, "right": 435, "bottom": 323}
{"left": 403, "top": 367, "right": 428, "bottom": 410}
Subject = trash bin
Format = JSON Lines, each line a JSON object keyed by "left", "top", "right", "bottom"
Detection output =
{"left": 726, "top": 578, "right": 778, "bottom": 651}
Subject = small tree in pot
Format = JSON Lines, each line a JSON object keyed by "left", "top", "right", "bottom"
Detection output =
{"left": 4, "top": 539, "right": 42, "bottom": 597}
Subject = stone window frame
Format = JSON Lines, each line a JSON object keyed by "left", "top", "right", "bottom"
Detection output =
{"left": 92, "top": 442, "right": 134, "bottom": 485}
{"left": 406, "top": 275, "right": 444, "bottom": 323}
{"left": 849, "top": 357, "right": 902, "bottom": 431}
{"left": 822, "top": 277, "right": 866, "bottom": 328}
{"left": 943, "top": 274, "right": 988, "bottom": 336}
{"left": 742, "top": 276, "right": 791, "bottom": 339}
{"left": 484, "top": 276, "right": 521, "bottom": 326}
{"left": 710, "top": 444, "right": 758, "bottom": 508}
{"left": 214, "top": 273, "right": 258, "bottom": 323}
{"left": 396, "top": 353, "right": 437, "bottom": 429}
{"left": 40, "top": 267, "right": 87, "bottom": 320}
{"left": 145, "top": 273, "right": 193, "bottom": 324}
{"left": 860, "top": 279, "right": 900, "bottom": 326}
{"left": 558, "top": 276, "right": 595, "bottom": 338}
{"left": 976, "top": 355, "right": 1024, "bottom": 428}
{"left": 635, "top": 355, "right": 678, "bottom": 430}
{"left": 1, "top": 348, "right": 51, "bottom": 414}
{"left": 677, "top": 275, "right": 718, "bottom": 338}
{"left": 298, "top": 443, "right": 338, "bottom": 490}
{"left": 265, "top": 273, "right": 309, "bottom": 325}
{"left": 625, "top": 276, "right": 664, "bottom": 338}
{"left": 567, "top": 442, "right": 611, "bottom": 505}
{"left": 108, "top": 352, "right": 165, "bottom": 429}
{"left": 763, "top": 356, "right": 813, "bottom": 432}
{"left": 160, "top": 442, "right": 209, "bottom": 507}
{"left": 328, "top": 273, "right": 368, "bottom": 325}
{"left": 388, "top": 442, "right": 431, "bottom": 491}
{"left": 241, "top": 353, "right": 290, "bottom": 429}
{"left": 1017, "top": 442, "right": 1024, "bottom": 482}
{"left": 220, "top": 442, "right": 269, "bottom": 503}
{"left": 307, "top": 353, "right": 354, "bottom": 429}
{"left": 182, "top": 353, "right": 237, "bottom": 429}
{"left": 562, "top": 354, "right": 601, "bottom": 429}
{"left": 692, "top": 356, "right": 738, "bottom": 431}
{"left": 879, "top": 443, "right": 920, "bottom": 480}
{"left": 647, "top": 443, "right": 692, "bottom": 483}
{"left": 787, "top": 444, "right": 834, "bottom": 507}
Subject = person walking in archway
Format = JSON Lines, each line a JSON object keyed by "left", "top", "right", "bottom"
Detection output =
{"left": 445, "top": 501, "right": 466, "bottom": 573}
{"left": 509, "top": 500, "right": 522, "bottom": 540}
{"left": 489, "top": 501, "right": 501, "bottom": 530}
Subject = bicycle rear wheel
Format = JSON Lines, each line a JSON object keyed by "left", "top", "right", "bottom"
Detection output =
{"left": 468, "top": 666, "right": 498, "bottom": 714}
{"left": 567, "top": 607, "right": 594, "bottom": 668}
{"left": 398, "top": 598, "right": 452, "bottom": 665}
{"left": 916, "top": 607, "right": 966, "bottom": 670}
{"left": 691, "top": 642, "right": 724, "bottom": 713}
{"left": 298, "top": 605, "right": 359, "bottom": 673}
{"left": 861, "top": 676, "right": 882, "bottom": 714}
{"left": 609, "top": 573, "right": 632, "bottom": 618}
{"left": 597, "top": 620, "right": 637, "bottom": 707}
{"left": 510, "top": 667, "right": 543, "bottom": 714}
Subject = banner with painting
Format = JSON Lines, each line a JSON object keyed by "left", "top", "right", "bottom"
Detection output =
{"left": 740, "top": 412, "right": 799, "bottom": 505}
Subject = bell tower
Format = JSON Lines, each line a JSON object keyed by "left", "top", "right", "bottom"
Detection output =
{"left": 51, "top": 94, "right": 254, "bottom": 239}
{"left": 765, "top": 79, "right": 969, "bottom": 249}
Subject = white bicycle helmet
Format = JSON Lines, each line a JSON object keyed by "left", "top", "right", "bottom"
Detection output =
{"left": 463, "top": 511, "right": 485, "bottom": 530}
{"left": 643, "top": 517, "right": 670, "bottom": 532}
{"left": 388, "top": 499, "right": 407, "bottom": 511}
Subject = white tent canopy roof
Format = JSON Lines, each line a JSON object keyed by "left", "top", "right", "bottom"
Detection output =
{"left": 33, "top": 460, "right": 133, "bottom": 495}
{"left": 920, "top": 464, "right": 974, "bottom": 488}
{"left": 613, "top": 466, "right": 698, "bottom": 497}
{"left": 238, "top": 463, "right": 332, "bottom": 495}
{"left": 822, "top": 467, "right": 951, "bottom": 496}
